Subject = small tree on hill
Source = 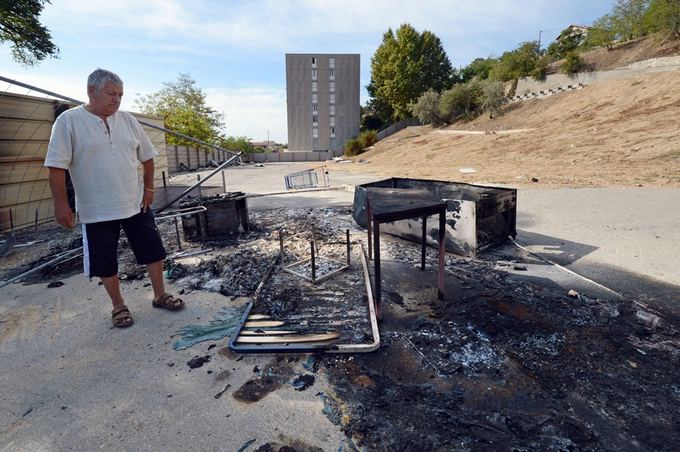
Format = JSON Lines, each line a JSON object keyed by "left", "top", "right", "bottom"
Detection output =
{"left": 411, "top": 90, "right": 448, "bottom": 126}
{"left": 480, "top": 81, "right": 505, "bottom": 118}
{"left": 643, "top": 0, "right": 680, "bottom": 37}
{"left": 561, "top": 51, "right": 585, "bottom": 74}
{"left": 439, "top": 81, "right": 482, "bottom": 120}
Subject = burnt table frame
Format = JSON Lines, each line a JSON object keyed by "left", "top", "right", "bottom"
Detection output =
{"left": 365, "top": 188, "right": 447, "bottom": 318}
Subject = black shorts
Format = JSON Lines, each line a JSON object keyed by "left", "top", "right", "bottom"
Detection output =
{"left": 82, "top": 209, "right": 166, "bottom": 278}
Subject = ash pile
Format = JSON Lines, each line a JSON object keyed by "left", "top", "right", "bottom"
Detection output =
{"left": 162, "top": 205, "right": 680, "bottom": 450}
{"left": 314, "top": 241, "right": 680, "bottom": 451}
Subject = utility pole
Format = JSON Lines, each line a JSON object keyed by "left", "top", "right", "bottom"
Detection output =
{"left": 538, "top": 30, "right": 543, "bottom": 50}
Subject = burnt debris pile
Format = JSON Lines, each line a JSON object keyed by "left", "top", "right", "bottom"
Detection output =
{"left": 4, "top": 206, "right": 680, "bottom": 450}
{"left": 315, "top": 238, "right": 680, "bottom": 451}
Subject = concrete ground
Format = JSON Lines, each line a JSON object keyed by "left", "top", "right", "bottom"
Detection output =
{"left": 1, "top": 161, "right": 678, "bottom": 451}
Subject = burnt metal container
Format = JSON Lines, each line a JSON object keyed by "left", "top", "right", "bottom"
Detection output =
{"left": 353, "top": 178, "right": 516, "bottom": 257}
{"left": 180, "top": 192, "right": 248, "bottom": 239}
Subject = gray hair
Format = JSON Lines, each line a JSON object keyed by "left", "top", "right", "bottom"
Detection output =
{"left": 87, "top": 68, "right": 123, "bottom": 92}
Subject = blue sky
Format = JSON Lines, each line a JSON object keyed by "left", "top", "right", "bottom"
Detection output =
{"left": 1, "top": 0, "right": 614, "bottom": 143}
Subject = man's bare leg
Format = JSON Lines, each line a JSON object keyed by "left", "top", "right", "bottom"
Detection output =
{"left": 147, "top": 260, "right": 166, "bottom": 301}
{"left": 101, "top": 275, "right": 125, "bottom": 308}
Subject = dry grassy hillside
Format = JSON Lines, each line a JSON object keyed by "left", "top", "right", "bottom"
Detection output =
{"left": 337, "top": 70, "right": 680, "bottom": 188}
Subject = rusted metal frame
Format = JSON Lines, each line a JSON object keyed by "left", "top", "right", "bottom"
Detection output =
{"left": 280, "top": 229, "right": 350, "bottom": 284}
{"left": 156, "top": 152, "right": 243, "bottom": 213}
{"left": 330, "top": 241, "right": 381, "bottom": 353}
{"left": 367, "top": 199, "right": 447, "bottom": 310}
{"left": 310, "top": 240, "right": 316, "bottom": 282}
{"left": 438, "top": 211, "right": 446, "bottom": 299}
{"left": 283, "top": 257, "right": 349, "bottom": 284}
{"left": 229, "top": 242, "right": 380, "bottom": 354}
{"left": 155, "top": 206, "right": 208, "bottom": 252}
{"left": 155, "top": 205, "right": 207, "bottom": 221}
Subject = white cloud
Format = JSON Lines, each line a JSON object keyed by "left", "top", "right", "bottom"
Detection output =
{"left": 206, "top": 86, "right": 288, "bottom": 143}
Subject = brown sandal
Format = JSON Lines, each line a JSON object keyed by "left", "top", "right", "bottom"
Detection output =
{"left": 152, "top": 293, "right": 185, "bottom": 311}
{"left": 112, "top": 305, "right": 134, "bottom": 328}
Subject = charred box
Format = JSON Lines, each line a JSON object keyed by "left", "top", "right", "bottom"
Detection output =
{"left": 353, "top": 178, "right": 516, "bottom": 257}
{"left": 180, "top": 192, "right": 248, "bottom": 239}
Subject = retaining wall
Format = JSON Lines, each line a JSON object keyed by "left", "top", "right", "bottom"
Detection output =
{"left": 515, "top": 57, "right": 680, "bottom": 99}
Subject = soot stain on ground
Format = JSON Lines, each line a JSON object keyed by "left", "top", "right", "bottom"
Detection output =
{"left": 233, "top": 358, "right": 295, "bottom": 404}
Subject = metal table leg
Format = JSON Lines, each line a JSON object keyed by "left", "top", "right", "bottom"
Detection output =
{"left": 421, "top": 215, "right": 427, "bottom": 270}
{"left": 438, "top": 210, "right": 446, "bottom": 300}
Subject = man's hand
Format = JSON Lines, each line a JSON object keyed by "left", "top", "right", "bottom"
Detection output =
{"left": 55, "top": 203, "right": 76, "bottom": 229}
{"left": 141, "top": 187, "right": 154, "bottom": 213}
{"left": 48, "top": 168, "right": 76, "bottom": 229}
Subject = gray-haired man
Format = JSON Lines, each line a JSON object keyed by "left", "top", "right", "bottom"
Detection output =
{"left": 45, "top": 68, "right": 185, "bottom": 328}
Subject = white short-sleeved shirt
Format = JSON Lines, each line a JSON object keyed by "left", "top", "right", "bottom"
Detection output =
{"left": 45, "top": 105, "right": 158, "bottom": 224}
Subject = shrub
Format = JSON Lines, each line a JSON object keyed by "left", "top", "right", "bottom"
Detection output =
{"left": 359, "top": 130, "right": 378, "bottom": 148}
{"left": 440, "top": 81, "right": 482, "bottom": 120}
{"left": 561, "top": 51, "right": 585, "bottom": 74}
{"left": 410, "top": 89, "right": 445, "bottom": 125}
{"left": 530, "top": 56, "right": 550, "bottom": 81}
{"left": 344, "top": 138, "right": 364, "bottom": 156}
{"left": 480, "top": 81, "right": 505, "bottom": 117}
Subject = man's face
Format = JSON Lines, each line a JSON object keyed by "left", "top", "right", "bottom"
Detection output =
{"left": 88, "top": 82, "right": 123, "bottom": 117}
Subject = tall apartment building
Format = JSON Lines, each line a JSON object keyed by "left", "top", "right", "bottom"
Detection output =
{"left": 286, "top": 54, "right": 360, "bottom": 152}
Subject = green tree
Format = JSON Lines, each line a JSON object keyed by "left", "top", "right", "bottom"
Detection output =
{"left": 488, "top": 41, "right": 542, "bottom": 81}
{"left": 217, "top": 136, "right": 257, "bottom": 154}
{"left": 606, "top": 0, "right": 651, "bottom": 41}
{"left": 584, "top": 15, "right": 617, "bottom": 49}
{"left": 459, "top": 57, "right": 497, "bottom": 83}
{"left": 643, "top": 0, "right": 680, "bottom": 37}
{"left": 561, "top": 51, "right": 585, "bottom": 74}
{"left": 0, "top": 0, "right": 58, "bottom": 65}
{"left": 367, "top": 23, "right": 453, "bottom": 122}
{"left": 135, "top": 74, "right": 225, "bottom": 146}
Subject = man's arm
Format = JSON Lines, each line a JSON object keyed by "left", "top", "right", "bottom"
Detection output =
{"left": 141, "top": 158, "right": 155, "bottom": 212}
{"left": 48, "top": 167, "right": 76, "bottom": 229}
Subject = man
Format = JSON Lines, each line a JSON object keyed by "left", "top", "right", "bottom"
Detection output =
{"left": 45, "top": 68, "right": 185, "bottom": 328}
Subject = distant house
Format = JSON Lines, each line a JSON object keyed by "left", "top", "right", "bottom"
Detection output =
{"left": 556, "top": 25, "right": 591, "bottom": 42}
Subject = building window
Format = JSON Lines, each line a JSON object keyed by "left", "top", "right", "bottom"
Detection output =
{"left": 312, "top": 57, "right": 317, "bottom": 65}
{"left": 312, "top": 81, "right": 317, "bottom": 92}
{"left": 312, "top": 114, "right": 318, "bottom": 125}
{"left": 312, "top": 103, "right": 317, "bottom": 112}
{"left": 330, "top": 94, "right": 335, "bottom": 104}
{"left": 330, "top": 127, "right": 335, "bottom": 137}
{"left": 312, "top": 93, "right": 318, "bottom": 103}
{"left": 330, "top": 137, "right": 336, "bottom": 149}
{"left": 330, "top": 115, "right": 335, "bottom": 126}
{"left": 329, "top": 81, "right": 335, "bottom": 92}
{"left": 330, "top": 105, "right": 335, "bottom": 116}
{"left": 329, "top": 68, "right": 335, "bottom": 79}
{"left": 312, "top": 68, "right": 317, "bottom": 80}
{"left": 329, "top": 57, "right": 335, "bottom": 68}
{"left": 312, "top": 128, "right": 318, "bottom": 138}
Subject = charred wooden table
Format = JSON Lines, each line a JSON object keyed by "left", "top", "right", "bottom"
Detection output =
{"left": 366, "top": 188, "right": 447, "bottom": 318}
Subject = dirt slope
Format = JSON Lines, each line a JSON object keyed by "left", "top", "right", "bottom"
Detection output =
{"left": 338, "top": 70, "right": 680, "bottom": 188}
